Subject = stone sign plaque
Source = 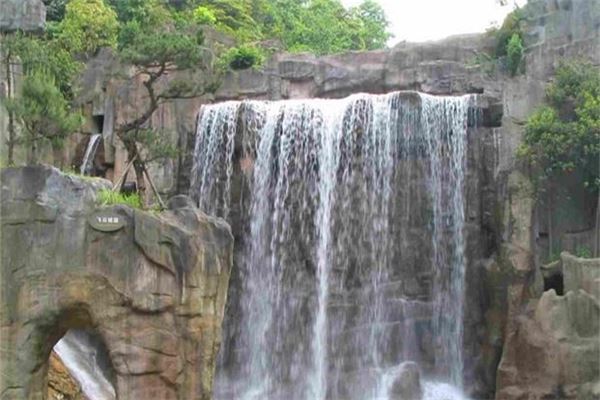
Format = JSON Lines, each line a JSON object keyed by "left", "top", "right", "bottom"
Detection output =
{"left": 88, "top": 212, "right": 126, "bottom": 232}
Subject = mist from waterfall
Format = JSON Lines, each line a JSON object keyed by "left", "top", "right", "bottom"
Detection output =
{"left": 191, "top": 91, "right": 472, "bottom": 400}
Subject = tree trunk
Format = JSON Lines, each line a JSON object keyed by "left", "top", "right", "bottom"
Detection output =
{"left": 29, "top": 140, "right": 36, "bottom": 165}
{"left": 6, "top": 50, "right": 15, "bottom": 165}
{"left": 124, "top": 139, "right": 147, "bottom": 207}
{"left": 595, "top": 192, "right": 600, "bottom": 257}
{"left": 133, "top": 158, "right": 147, "bottom": 207}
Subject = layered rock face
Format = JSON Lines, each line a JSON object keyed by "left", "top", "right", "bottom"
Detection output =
{"left": 0, "top": 0, "right": 45, "bottom": 33}
{"left": 0, "top": 166, "right": 233, "bottom": 400}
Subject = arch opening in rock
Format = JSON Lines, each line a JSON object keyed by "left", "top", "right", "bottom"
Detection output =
{"left": 49, "top": 329, "right": 117, "bottom": 400}
{"left": 543, "top": 270, "right": 564, "bottom": 296}
{"left": 38, "top": 307, "right": 117, "bottom": 400}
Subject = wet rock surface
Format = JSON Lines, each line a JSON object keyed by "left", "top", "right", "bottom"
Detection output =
{"left": 389, "top": 362, "right": 423, "bottom": 400}
{"left": 0, "top": 166, "right": 233, "bottom": 400}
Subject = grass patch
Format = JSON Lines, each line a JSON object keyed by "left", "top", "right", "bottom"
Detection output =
{"left": 97, "top": 188, "right": 142, "bottom": 209}
{"left": 62, "top": 167, "right": 100, "bottom": 182}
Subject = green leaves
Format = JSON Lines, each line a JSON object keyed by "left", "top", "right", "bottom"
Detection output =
{"left": 267, "top": 0, "right": 389, "bottom": 55}
{"left": 54, "top": 0, "right": 119, "bottom": 56}
{"left": 506, "top": 33, "right": 523, "bottom": 76}
{"left": 185, "top": 0, "right": 390, "bottom": 56}
{"left": 521, "top": 61, "right": 600, "bottom": 190}
{"left": 5, "top": 71, "right": 83, "bottom": 153}
{"left": 219, "top": 45, "right": 265, "bottom": 70}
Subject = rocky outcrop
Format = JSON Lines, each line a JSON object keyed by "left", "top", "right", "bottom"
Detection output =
{"left": 47, "top": 351, "right": 85, "bottom": 400}
{"left": 496, "top": 253, "right": 600, "bottom": 399}
{"left": 0, "top": 0, "right": 45, "bottom": 33}
{"left": 0, "top": 166, "right": 233, "bottom": 399}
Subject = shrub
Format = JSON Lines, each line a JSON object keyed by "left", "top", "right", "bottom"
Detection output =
{"left": 219, "top": 45, "right": 265, "bottom": 70}
{"left": 506, "top": 33, "right": 523, "bottom": 76}
{"left": 55, "top": 0, "right": 119, "bottom": 56}
{"left": 519, "top": 60, "right": 600, "bottom": 190}
{"left": 193, "top": 6, "right": 217, "bottom": 25}
{"left": 494, "top": 7, "right": 525, "bottom": 58}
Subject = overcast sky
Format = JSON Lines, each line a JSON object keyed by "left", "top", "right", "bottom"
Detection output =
{"left": 341, "top": 0, "right": 527, "bottom": 44}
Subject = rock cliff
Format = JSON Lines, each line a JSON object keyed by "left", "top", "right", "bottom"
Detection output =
{"left": 0, "top": 0, "right": 45, "bottom": 33}
{"left": 0, "top": 166, "right": 233, "bottom": 400}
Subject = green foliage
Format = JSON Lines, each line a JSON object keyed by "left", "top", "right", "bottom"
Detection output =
{"left": 506, "top": 33, "right": 523, "bottom": 76}
{"left": 2, "top": 33, "right": 83, "bottom": 100}
{"left": 489, "top": 6, "right": 526, "bottom": 75}
{"left": 118, "top": 24, "right": 204, "bottom": 70}
{"left": 55, "top": 0, "right": 119, "bottom": 56}
{"left": 265, "top": 0, "right": 390, "bottom": 55}
{"left": 519, "top": 60, "right": 600, "bottom": 190}
{"left": 125, "top": 128, "right": 180, "bottom": 163}
{"left": 193, "top": 6, "right": 218, "bottom": 25}
{"left": 184, "top": 0, "right": 390, "bottom": 55}
{"left": 350, "top": 0, "right": 391, "bottom": 50}
{"left": 493, "top": 7, "right": 525, "bottom": 57}
{"left": 575, "top": 245, "right": 592, "bottom": 258}
{"left": 43, "top": 0, "right": 68, "bottom": 22}
{"left": 219, "top": 45, "right": 265, "bottom": 70}
{"left": 192, "top": 0, "right": 262, "bottom": 42}
{"left": 98, "top": 189, "right": 143, "bottom": 209}
{"left": 5, "top": 71, "right": 83, "bottom": 162}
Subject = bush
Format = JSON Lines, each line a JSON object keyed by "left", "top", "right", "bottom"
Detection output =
{"left": 506, "top": 33, "right": 523, "bottom": 76}
{"left": 489, "top": 6, "right": 526, "bottom": 76}
{"left": 193, "top": 6, "right": 217, "bottom": 25}
{"left": 494, "top": 7, "right": 525, "bottom": 58}
{"left": 219, "top": 45, "right": 265, "bottom": 70}
{"left": 97, "top": 189, "right": 142, "bottom": 209}
{"left": 56, "top": 0, "right": 119, "bottom": 56}
{"left": 519, "top": 60, "right": 600, "bottom": 190}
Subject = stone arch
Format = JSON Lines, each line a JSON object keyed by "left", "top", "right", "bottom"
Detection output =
{"left": 1, "top": 166, "right": 233, "bottom": 400}
{"left": 23, "top": 303, "right": 117, "bottom": 399}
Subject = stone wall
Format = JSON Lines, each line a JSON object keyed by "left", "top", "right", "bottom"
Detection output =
{"left": 0, "top": 0, "right": 45, "bottom": 33}
{"left": 0, "top": 166, "right": 233, "bottom": 400}
{"left": 496, "top": 253, "right": 600, "bottom": 400}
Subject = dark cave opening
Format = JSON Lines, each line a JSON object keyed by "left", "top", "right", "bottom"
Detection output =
{"left": 543, "top": 271, "right": 564, "bottom": 296}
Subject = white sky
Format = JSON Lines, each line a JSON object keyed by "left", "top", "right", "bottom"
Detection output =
{"left": 342, "top": 0, "right": 527, "bottom": 44}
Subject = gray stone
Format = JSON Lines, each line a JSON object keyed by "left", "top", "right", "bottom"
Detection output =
{"left": 562, "top": 252, "right": 600, "bottom": 300}
{"left": 167, "top": 194, "right": 196, "bottom": 210}
{"left": 0, "top": 0, "right": 45, "bottom": 32}
{"left": 389, "top": 362, "right": 423, "bottom": 400}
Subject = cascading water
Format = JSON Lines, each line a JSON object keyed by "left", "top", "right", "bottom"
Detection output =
{"left": 53, "top": 330, "right": 116, "bottom": 400}
{"left": 190, "top": 91, "right": 473, "bottom": 400}
{"left": 80, "top": 134, "right": 102, "bottom": 175}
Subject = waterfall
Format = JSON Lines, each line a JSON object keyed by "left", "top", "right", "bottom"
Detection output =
{"left": 191, "top": 91, "right": 473, "bottom": 399}
{"left": 80, "top": 134, "right": 102, "bottom": 175}
{"left": 54, "top": 330, "right": 116, "bottom": 400}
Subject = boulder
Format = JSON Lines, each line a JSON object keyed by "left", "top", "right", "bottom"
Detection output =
{"left": 0, "top": 165, "right": 233, "bottom": 400}
{"left": 496, "top": 289, "right": 600, "bottom": 400}
{"left": 389, "top": 362, "right": 423, "bottom": 400}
